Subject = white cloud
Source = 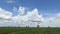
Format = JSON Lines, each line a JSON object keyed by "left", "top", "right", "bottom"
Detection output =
{"left": 51, "top": 13, "right": 60, "bottom": 27}
{"left": 40, "top": 13, "right": 60, "bottom": 27}
{"left": 11, "top": 8, "right": 43, "bottom": 27}
{"left": 26, "top": 8, "right": 44, "bottom": 21}
{"left": 0, "top": 8, "right": 12, "bottom": 19}
{"left": 40, "top": 17, "right": 55, "bottom": 27}
{"left": 18, "top": 6, "right": 25, "bottom": 15}
{"left": 0, "top": 7, "right": 60, "bottom": 27}
{"left": 0, "top": 8, "right": 13, "bottom": 27}
{"left": 56, "top": 13, "right": 60, "bottom": 17}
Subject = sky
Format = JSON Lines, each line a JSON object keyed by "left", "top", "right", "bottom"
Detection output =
{"left": 0, "top": 0, "right": 60, "bottom": 27}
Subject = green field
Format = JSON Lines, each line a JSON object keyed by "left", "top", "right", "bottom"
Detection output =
{"left": 0, "top": 27, "right": 60, "bottom": 34}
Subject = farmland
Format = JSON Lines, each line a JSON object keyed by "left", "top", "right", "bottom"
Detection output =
{"left": 0, "top": 27, "right": 60, "bottom": 34}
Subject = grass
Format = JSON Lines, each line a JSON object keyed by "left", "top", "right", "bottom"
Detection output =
{"left": 0, "top": 27, "right": 60, "bottom": 34}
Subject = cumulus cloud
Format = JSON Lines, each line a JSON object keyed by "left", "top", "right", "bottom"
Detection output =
{"left": 40, "top": 13, "right": 60, "bottom": 27}
{"left": 0, "top": 7, "right": 44, "bottom": 27}
{"left": 11, "top": 8, "right": 43, "bottom": 27}
{"left": 0, "top": 8, "right": 13, "bottom": 27}
{"left": 0, "top": 6, "right": 60, "bottom": 27}
{"left": 0, "top": 8, "right": 12, "bottom": 19}
{"left": 51, "top": 13, "right": 60, "bottom": 27}
{"left": 18, "top": 6, "right": 25, "bottom": 15}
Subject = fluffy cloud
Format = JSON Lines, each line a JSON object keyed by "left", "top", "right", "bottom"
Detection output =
{"left": 40, "top": 13, "right": 60, "bottom": 27}
{"left": 26, "top": 8, "right": 43, "bottom": 21}
{"left": 18, "top": 6, "right": 25, "bottom": 15}
{"left": 51, "top": 13, "right": 60, "bottom": 27}
{"left": 0, "top": 8, "right": 13, "bottom": 27}
{"left": 0, "top": 6, "right": 60, "bottom": 27}
{"left": 0, "top": 8, "right": 12, "bottom": 19}
{"left": 11, "top": 8, "right": 43, "bottom": 27}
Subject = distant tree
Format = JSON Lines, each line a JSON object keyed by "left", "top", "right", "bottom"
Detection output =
{"left": 48, "top": 26, "right": 50, "bottom": 28}
{"left": 37, "top": 25, "right": 39, "bottom": 28}
{"left": 26, "top": 26, "right": 29, "bottom": 28}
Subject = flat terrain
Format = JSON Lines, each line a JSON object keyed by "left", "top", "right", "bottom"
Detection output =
{"left": 0, "top": 27, "right": 60, "bottom": 34}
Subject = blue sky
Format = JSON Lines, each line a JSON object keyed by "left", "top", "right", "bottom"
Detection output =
{"left": 0, "top": 0, "right": 60, "bottom": 14}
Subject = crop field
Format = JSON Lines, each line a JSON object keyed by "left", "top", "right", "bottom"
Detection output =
{"left": 0, "top": 27, "right": 60, "bottom": 34}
